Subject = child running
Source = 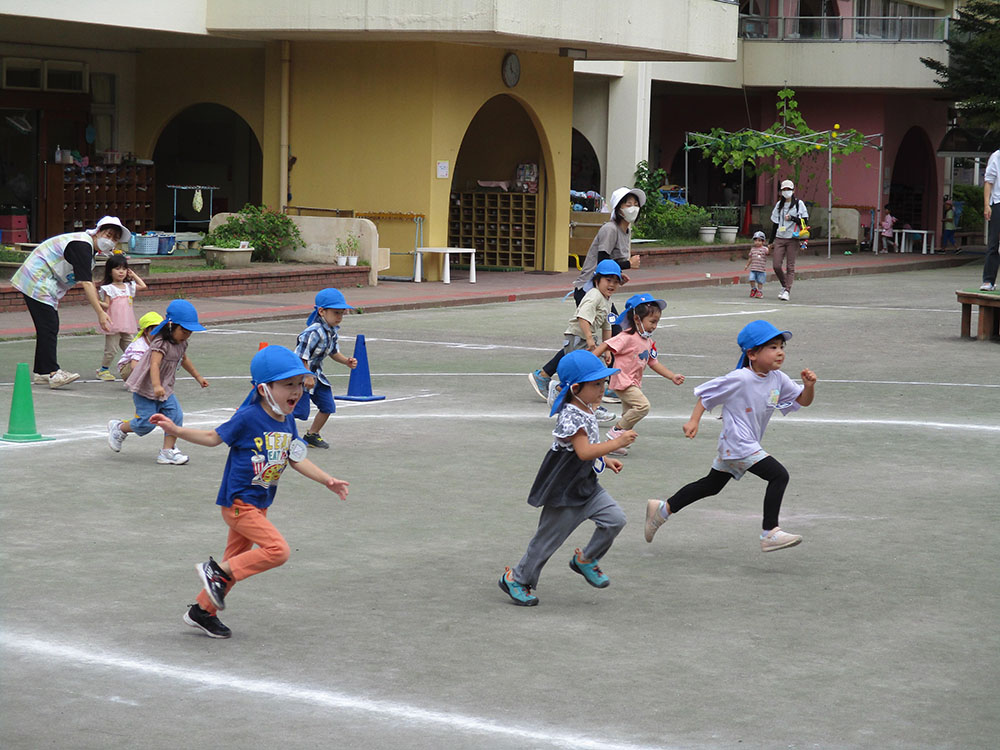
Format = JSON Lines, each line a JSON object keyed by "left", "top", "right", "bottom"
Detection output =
{"left": 96, "top": 255, "right": 147, "bottom": 380}
{"left": 117, "top": 311, "right": 162, "bottom": 381}
{"left": 107, "top": 299, "right": 208, "bottom": 465}
{"left": 744, "top": 231, "right": 769, "bottom": 298}
{"left": 593, "top": 293, "right": 685, "bottom": 456}
{"left": 293, "top": 288, "right": 357, "bottom": 449}
{"left": 528, "top": 258, "right": 622, "bottom": 425}
{"left": 149, "top": 345, "right": 349, "bottom": 638}
{"left": 644, "top": 320, "right": 817, "bottom": 552}
{"left": 500, "top": 350, "right": 636, "bottom": 606}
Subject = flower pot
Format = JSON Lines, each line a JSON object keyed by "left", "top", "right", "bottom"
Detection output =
{"left": 698, "top": 226, "right": 718, "bottom": 243}
{"left": 203, "top": 246, "right": 254, "bottom": 268}
{"left": 347, "top": 256, "right": 358, "bottom": 266}
{"left": 336, "top": 256, "right": 348, "bottom": 266}
{"left": 718, "top": 226, "right": 738, "bottom": 243}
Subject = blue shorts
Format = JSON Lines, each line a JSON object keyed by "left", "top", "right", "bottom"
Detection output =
{"left": 293, "top": 381, "right": 336, "bottom": 421}
{"left": 128, "top": 393, "right": 183, "bottom": 436}
{"left": 748, "top": 270, "right": 766, "bottom": 284}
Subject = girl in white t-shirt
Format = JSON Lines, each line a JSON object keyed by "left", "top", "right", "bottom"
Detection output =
{"left": 593, "top": 293, "right": 685, "bottom": 457}
{"left": 644, "top": 320, "right": 817, "bottom": 552}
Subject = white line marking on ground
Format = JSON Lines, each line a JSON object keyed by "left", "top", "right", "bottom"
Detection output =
{"left": 714, "top": 301, "right": 957, "bottom": 313}
{"left": 661, "top": 309, "right": 779, "bottom": 320}
{"left": 3, "top": 633, "right": 672, "bottom": 750}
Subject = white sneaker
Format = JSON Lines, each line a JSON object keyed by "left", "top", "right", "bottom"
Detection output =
{"left": 778, "top": 289, "right": 790, "bottom": 301}
{"left": 546, "top": 378, "right": 562, "bottom": 409}
{"left": 47, "top": 369, "right": 80, "bottom": 389}
{"left": 760, "top": 527, "right": 802, "bottom": 552}
{"left": 606, "top": 426, "right": 629, "bottom": 456}
{"left": 107, "top": 419, "right": 127, "bottom": 453}
{"left": 157, "top": 448, "right": 189, "bottom": 465}
{"left": 593, "top": 406, "right": 618, "bottom": 425}
{"left": 644, "top": 499, "right": 669, "bottom": 543}
{"left": 31, "top": 372, "right": 51, "bottom": 385}
{"left": 979, "top": 282, "right": 996, "bottom": 292}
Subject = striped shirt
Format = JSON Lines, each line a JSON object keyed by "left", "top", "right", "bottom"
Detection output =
{"left": 295, "top": 320, "right": 340, "bottom": 386}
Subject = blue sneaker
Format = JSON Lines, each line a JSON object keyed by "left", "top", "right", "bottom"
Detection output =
{"left": 602, "top": 387, "right": 621, "bottom": 404}
{"left": 569, "top": 548, "right": 610, "bottom": 588}
{"left": 498, "top": 567, "right": 539, "bottom": 606}
{"left": 528, "top": 369, "right": 550, "bottom": 401}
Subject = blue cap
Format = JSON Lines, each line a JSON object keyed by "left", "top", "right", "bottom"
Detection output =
{"left": 550, "top": 350, "right": 620, "bottom": 416}
{"left": 149, "top": 299, "right": 206, "bottom": 336}
{"left": 593, "top": 259, "right": 623, "bottom": 280}
{"left": 610, "top": 292, "right": 665, "bottom": 326}
{"left": 307, "top": 288, "right": 354, "bottom": 326}
{"left": 241, "top": 345, "right": 312, "bottom": 408}
{"left": 736, "top": 320, "right": 792, "bottom": 369}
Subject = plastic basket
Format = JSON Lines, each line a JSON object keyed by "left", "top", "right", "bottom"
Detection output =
{"left": 157, "top": 234, "right": 176, "bottom": 255}
{"left": 132, "top": 234, "right": 159, "bottom": 255}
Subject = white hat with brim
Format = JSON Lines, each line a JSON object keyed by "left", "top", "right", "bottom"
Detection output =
{"left": 779, "top": 179, "right": 795, "bottom": 191}
{"left": 610, "top": 187, "right": 647, "bottom": 215}
{"left": 88, "top": 215, "right": 132, "bottom": 244}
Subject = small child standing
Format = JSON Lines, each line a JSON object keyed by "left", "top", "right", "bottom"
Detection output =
{"left": 593, "top": 293, "right": 685, "bottom": 456}
{"left": 107, "top": 299, "right": 209, "bottom": 465}
{"left": 528, "top": 258, "right": 623, "bottom": 425}
{"left": 881, "top": 205, "right": 898, "bottom": 253}
{"left": 117, "top": 311, "right": 163, "bottom": 381}
{"left": 744, "top": 231, "right": 770, "bottom": 298}
{"left": 150, "top": 345, "right": 350, "bottom": 638}
{"left": 96, "top": 255, "right": 147, "bottom": 380}
{"left": 293, "top": 288, "right": 358, "bottom": 449}
{"left": 500, "top": 350, "right": 636, "bottom": 606}
{"left": 644, "top": 320, "right": 817, "bottom": 552}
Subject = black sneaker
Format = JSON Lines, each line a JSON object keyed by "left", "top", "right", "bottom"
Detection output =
{"left": 184, "top": 604, "right": 232, "bottom": 639}
{"left": 303, "top": 432, "right": 330, "bottom": 449}
{"left": 196, "top": 556, "right": 232, "bottom": 610}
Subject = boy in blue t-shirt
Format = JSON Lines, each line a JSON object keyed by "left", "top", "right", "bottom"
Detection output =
{"left": 151, "top": 345, "right": 350, "bottom": 639}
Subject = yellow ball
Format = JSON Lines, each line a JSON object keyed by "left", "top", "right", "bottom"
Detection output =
{"left": 834, "top": 123, "right": 841, "bottom": 129}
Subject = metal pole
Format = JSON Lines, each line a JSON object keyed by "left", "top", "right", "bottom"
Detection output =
{"left": 827, "top": 135, "right": 833, "bottom": 258}
{"left": 875, "top": 136, "right": 884, "bottom": 254}
{"left": 684, "top": 133, "right": 690, "bottom": 205}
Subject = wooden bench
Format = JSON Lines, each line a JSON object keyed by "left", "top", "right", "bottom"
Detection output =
{"left": 956, "top": 290, "right": 1000, "bottom": 340}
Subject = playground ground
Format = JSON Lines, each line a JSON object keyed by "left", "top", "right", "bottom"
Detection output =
{"left": 1, "top": 262, "right": 997, "bottom": 749}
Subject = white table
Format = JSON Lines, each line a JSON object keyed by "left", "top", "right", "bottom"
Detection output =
{"left": 894, "top": 229, "right": 936, "bottom": 254}
{"left": 413, "top": 247, "right": 476, "bottom": 283}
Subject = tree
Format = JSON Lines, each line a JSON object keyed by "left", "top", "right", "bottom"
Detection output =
{"left": 922, "top": 0, "right": 1000, "bottom": 129}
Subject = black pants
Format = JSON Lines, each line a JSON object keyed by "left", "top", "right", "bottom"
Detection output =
{"left": 665, "top": 456, "right": 790, "bottom": 531}
{"left": 23, "top": 294, "right": 60, "bottom": 374}
{"left": 983, "top": 207, "right": 1000, "bottom": 285}
{"left": 540, "top": 288, "right": 621, "bottom": 376}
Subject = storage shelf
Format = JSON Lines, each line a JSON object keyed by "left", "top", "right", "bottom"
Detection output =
{"left": 447, "top": 191, "right": 537, "bottom": 269}
{"left": 43, "top": 163, "right": 156, "bottom": 238}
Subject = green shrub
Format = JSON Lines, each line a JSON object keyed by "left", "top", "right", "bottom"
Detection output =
{"left": 635, "top": 202, "right": 712, "bottom": 240}
{"left": 202, "top": 204, "right": 304, "bottom": 262}
{"left": 952, "top": 184, "right": 984, "bottom": 230}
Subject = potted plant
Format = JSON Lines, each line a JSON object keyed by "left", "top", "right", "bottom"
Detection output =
{"left": 698, "top": 226, "right": 718, "bottom": 243}
{"left": 201, "top": 238, "right": 255, "bottom": 268}
{"left": 336, "top": 234, "right": 360, "bottom": 266}
{"left": 202, "top": 204, "right": 304, "bottom": 263}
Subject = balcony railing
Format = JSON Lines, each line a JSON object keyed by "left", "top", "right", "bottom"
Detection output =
{"left": 739, "top": 15, "right": 949, "bottom": 42}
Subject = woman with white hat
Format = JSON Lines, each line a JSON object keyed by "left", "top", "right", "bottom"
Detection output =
{"left": 11, "top": 215, "right": 130, "bottom": 388}
{"left": 768, "top": 179, "right": 809, "bottom": 301}
{"left": 571, "top": 186, "right": 646, "bottom": 304}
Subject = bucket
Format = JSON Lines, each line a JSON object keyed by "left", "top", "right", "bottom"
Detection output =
{"left": 157, "top": 233, "right": 176, "bottom": 255}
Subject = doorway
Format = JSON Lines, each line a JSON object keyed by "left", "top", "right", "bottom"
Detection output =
{"left": 889, "top": 126, "right": 936, "bottom": 231}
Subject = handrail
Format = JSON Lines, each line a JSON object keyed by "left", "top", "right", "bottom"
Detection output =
{"left": 739, "top": 14, "right": 949, "bottom": 42}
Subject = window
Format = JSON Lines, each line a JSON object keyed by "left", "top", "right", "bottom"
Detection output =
{"left": 44, "top": 60, "right": 88, "bottom": 93}
{"left": 2, "top": 58, "right": 43, "bottom": 90}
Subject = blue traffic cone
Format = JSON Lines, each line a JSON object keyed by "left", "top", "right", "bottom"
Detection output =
{"left": 335, "top": 334, "right": 385, "bottom": 402}
{"left": 3, "top": 362, "right": 55, "bottom": 442}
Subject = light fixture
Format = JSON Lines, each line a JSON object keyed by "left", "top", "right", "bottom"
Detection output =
{"left": 5, "top": 113, "right": 31, "bottom": 134}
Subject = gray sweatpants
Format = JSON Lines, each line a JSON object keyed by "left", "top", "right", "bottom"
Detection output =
{"left": 513, "top": 487, "right": 626, "bottom": 588}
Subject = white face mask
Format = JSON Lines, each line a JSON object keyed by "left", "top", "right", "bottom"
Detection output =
{"left": 781, "top": 190, "right": 793, "bottom": 199}
{"left": 97, "top": 237, "right": 117, "bottom": 253}
{"left": 621, "top": 205, "right": 640, "bottom": 224}
{"left": 636, "top": 316, "right": 653, "bottom": 339}
{"left": 258, "top": 383, "right": 284, "bottom": 415}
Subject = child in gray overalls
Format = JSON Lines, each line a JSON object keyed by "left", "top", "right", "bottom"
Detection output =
{"left": 499, "top": 350, "right": 637, "bottom": 606}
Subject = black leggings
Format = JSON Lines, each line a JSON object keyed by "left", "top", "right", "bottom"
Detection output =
{"left": 666, "top": 456, "right": 790, "bottom": 531}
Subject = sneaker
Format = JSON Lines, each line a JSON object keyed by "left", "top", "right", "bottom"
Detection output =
{"left": 980, "top": 282, "right": 996, "bottom": 292}
{"left": 303, "top": 432, "right": 330, "bottom": 449}
{"left": 48, "top": 369, "right": 80, "bottom": 389}
{"left": 31, "top": 372, "right": 50, "bottom": 385}
{"left": 157, "top": 448, "right": 189, "bottom": 465}
{"left": 546, "top": 379, "right": 561, "bottom": 409}
{"left": 756, "top": 289, "right": 764, "bottom": 298}
{"left": 196, "top": 557, "right": 231, "bottom": 610}
{"left": 183, "top": 604, "right": 232, "bottom": 639}
{"left": 528, "top": 369, "right": 551, "bottom": 401}
{"left": 778, "top": 289, "right": 790, "bottom": 301}
{"left": 569, "top": 548, "right": 610, "bottom": 588}
{"left": 602, "top": 387, "right": 621, "bottom": 404}
{"left": 760, "top": 527, "right": 803, "bottom": 552}
{"left": 749, "top": 288, "right": 757, "bottom": 298}
{"left": 498, "top": 567, "right": 538, "bottom": 606}
{"left": 643, "top": 499, "right": 669, "bottom": 543}
{"left": 593, "top": 406, "right": 618, "bottom": 425}
{"left": 96, "top": 367, "right": 116, "bottom": 381}
{"left": 606, "top": 426, "right": 629, "bottom": 456}
{"left": 107, "top": 419, "right": 127, "bottom": 453}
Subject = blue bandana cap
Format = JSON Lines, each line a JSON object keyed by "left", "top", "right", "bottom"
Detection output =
{"left": 593, "top": 258, "right": 623, "bottom": 281}
{"left": 550, "top": 350, "right": 620, "bottom": 417}
{"left": 241, "top": 345, "right": 312, "bottom": 408}
{"left": 150, "top": 299, "right": 206, "bottom": 336}
{"left": 307, "top": 288, "right": 354, "bottom": 326}
{"left": 736, "top": 320, "right": 792, "bottom": 369}
{"left": 610, "top": 292, "right": 665, "bottom": 326}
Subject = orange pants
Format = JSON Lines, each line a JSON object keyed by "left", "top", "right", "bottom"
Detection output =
{"left": 196, "top": 499, "right": 291, "bottom": 615}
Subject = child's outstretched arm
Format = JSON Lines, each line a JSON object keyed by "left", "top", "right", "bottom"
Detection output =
{"left": 796, "top": 369, "right": 817, "bottom": 406}
{"left": 150, "top": 414, "right": 222, "bottom": 446}
{"left": 290, "top": 457, "right": 350, "bottom": 500}
{"left": 649, "top": 359, "right": 685, "bottom": 385}
{"left": 569, "top": 427, "right": 635, "bottom": 462}
{"left": 682, "top": 398, "right": 707, "bottom": 438}
{"left": 330, "top": 351, "right": 358, "bottom": 369}
{"left": 180, "top": 355, "right": 209, "bottom": 388}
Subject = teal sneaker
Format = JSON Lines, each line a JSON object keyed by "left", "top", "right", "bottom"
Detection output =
{"left": 528, "top": 369, "right": 550, "bottom": 401}
{"left": 569, "top": 548, "right": 610, "bottom": 588}
{"left": 498, "top": 567, "right": 538, "bottom": 606}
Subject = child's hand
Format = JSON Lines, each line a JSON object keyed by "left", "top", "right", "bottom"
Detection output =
{"left": 197, "top": 377, "right": 209, "bottom": 388}
{"left": 618, "top": 429, "right": 637, "bottom": 447}
{"left": 800, "top": 368, "right": 817, "bottom": 385}
{"left": 601, "top": 351, "right": 613, "bottom": 366}
{"left": 346, "top": 357, "right": 358, "bottom": 369}
{"left": 153, "top": 385, "right": 166, "bottom": 400}
{"left": 682, "top": 419, "right": 699, "bottom": 439}
{"left": 606, "top": 457, "right": 624, "bottom": 473}
{"left": 671, "top": 373, "right": 685, "bottom": 385}
{"left": 150, "top": 413, "right": 177, "bottom": 434}
{"left": 304, "top": 374, "right": 315, "bottom": 390}
{"left": 324, "top": 476, "right": 350, "bottom": 500}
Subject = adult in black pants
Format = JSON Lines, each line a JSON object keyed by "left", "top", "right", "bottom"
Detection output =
{"left": 11, "top": 216, "right": 128, "bottom": 388}
{"left": 981, "top": 148, "right": 1000, "bottom": 292}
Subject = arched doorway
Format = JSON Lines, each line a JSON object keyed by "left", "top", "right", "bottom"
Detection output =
{"left": 152, "top": 103, "right": 262, "bottom": 232}
{"left": 889, "top": 127, "right": 936, "bottom": 231}
{"left": 450, "top": 95, "right": 545, "bottom": 270}
{"left": 571, "top": 129, "right": 601, "bottom": 193}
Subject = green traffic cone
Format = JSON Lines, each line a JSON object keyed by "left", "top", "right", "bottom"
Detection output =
{"left": 2, "top": 362, "right": 55, "bottom": 443}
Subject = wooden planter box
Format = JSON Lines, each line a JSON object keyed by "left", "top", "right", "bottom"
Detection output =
{"left": 204, "top": 246, "right": 254, "bottom": 268}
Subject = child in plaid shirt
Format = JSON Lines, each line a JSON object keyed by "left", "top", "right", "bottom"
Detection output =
{"left": 744, "top": 231, "right": 770, "bottom": 298}
{"left": 293, "top": 288, "right": 357, "bottom": 449}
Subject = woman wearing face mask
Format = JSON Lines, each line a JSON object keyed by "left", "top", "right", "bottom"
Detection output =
{"left": 11, "top": 215, "right": 127, "bottom": 388}
{"left": 572, "top": 187, "right": 645, "bottom": 307}
{"left": 768, "top": 179, "right": 809, "bottom": 301}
